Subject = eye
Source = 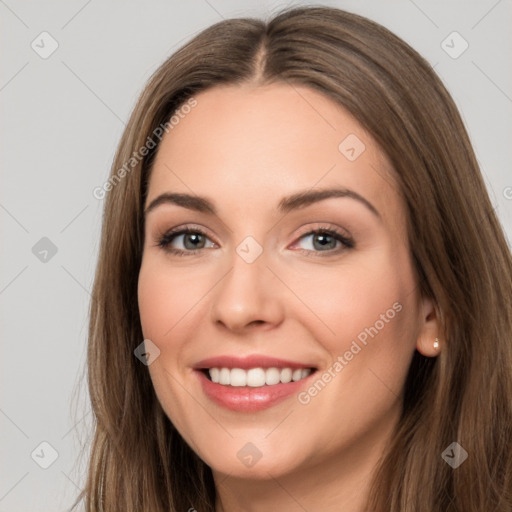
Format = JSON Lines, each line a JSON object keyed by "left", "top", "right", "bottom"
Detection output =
{"left": 291, "top": 227, "right": 354, "bottom": 256}
{"left": 155, "top": 225, "right": 215, "bottom": 256}
{"left": 154, "top": 224, "right": 354, "bottom": 257}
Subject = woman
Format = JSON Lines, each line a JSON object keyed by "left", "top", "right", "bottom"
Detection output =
{"left": 74, "top": 5, "right": 512, "bottom": 511}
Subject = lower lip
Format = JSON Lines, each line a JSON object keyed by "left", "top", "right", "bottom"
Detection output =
{"left": 195, "top": 370, "right": 314, "bottom": 412}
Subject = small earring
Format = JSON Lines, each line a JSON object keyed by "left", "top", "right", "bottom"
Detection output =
{"left": 433, "top": 337, "right": 440, "bottom": 349}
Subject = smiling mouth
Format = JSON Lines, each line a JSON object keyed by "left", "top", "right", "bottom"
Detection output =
{"left": 201, "top": 367, "right": 316, "bottom": 387}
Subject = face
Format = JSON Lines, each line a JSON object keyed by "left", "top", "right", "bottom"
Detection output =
{"left": 137, "top": 83, "right": 437, "bottom": 481}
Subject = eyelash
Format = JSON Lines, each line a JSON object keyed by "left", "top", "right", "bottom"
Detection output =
{"left": 155, "top": 224, "right": 354, "bottom": 257}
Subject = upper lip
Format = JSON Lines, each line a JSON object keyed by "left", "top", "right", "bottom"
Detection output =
{"left": 193, "top": 354, "right": 317, "bottom": 370}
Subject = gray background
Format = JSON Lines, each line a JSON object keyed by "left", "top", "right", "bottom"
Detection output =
{"left": 1, "top": 1, "right": 511, "bottom": 510}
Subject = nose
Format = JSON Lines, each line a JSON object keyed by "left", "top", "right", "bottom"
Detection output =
{"left": 210, "top": 247, "right": 285, "bottom": 334}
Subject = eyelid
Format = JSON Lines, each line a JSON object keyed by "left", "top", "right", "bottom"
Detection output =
{"left": 291, "top": 222, "right": 352, "bottom": 241}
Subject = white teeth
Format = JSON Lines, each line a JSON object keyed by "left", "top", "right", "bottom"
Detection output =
{"left": 207, "top": 367, "right": 313, "bottom": 386}
{"left": 292, "top": 369, "right": 303, "bottom": 381}
{"left": 247, "top": 368, "right": 266, "bottom": 387}
{"left": 230, "top": 368, "right": 247, "bottom": 387}
{"left": 210, "top": 367, "right": 220, "bottom": 383}
{"left": 265, "top": 368, "right": 281, "bottom": 385}
{"left": 280, "top": 368, "right": 293, "bottom": 383}
{"left": 219, "top": 368, "right": 230, "bottom": 385}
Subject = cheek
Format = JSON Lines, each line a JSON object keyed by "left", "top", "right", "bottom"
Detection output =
{"left": 288, "top": 249, "right": 409, "bottom": 350}
{"left": 137, "top": 258, "right": 206, "bottom": 437}
{"left": 290, "top": 246, "right": 418, "bottom": 402}
{"left": 137, "top": 257, "right": 210, "bottom": 343}
{"left": 137, "top": 259, "right": 193, "bottom": 406}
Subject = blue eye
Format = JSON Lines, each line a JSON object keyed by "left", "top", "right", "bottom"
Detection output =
{"left": 156, "top": 226, "right": 354, "bottom": 257}
{"left": 156, "top": 228, "right": 215, "bottom": 256}
{"left": 294, "top": 229, "right": 354, "bottom": 253}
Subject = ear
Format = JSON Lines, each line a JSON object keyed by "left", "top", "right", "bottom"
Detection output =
{"left": 416, "top": 295, "right": 442, "bottom": 357}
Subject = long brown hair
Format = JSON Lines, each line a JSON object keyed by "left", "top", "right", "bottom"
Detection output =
{"left": 72, "top": 6, "right": 512, "bottom": 511}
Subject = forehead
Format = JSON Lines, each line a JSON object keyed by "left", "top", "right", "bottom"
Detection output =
{"left": 147, "top": 83, "right": 401, "bottom": 225}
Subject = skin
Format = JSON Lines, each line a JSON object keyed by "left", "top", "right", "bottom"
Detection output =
{"left": 137, "top": 82, "right": 441, "bottom": 512}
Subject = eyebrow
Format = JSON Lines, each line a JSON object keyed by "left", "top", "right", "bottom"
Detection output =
{"left": 144, "top": 187, "right": 381, "bottom": 220}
